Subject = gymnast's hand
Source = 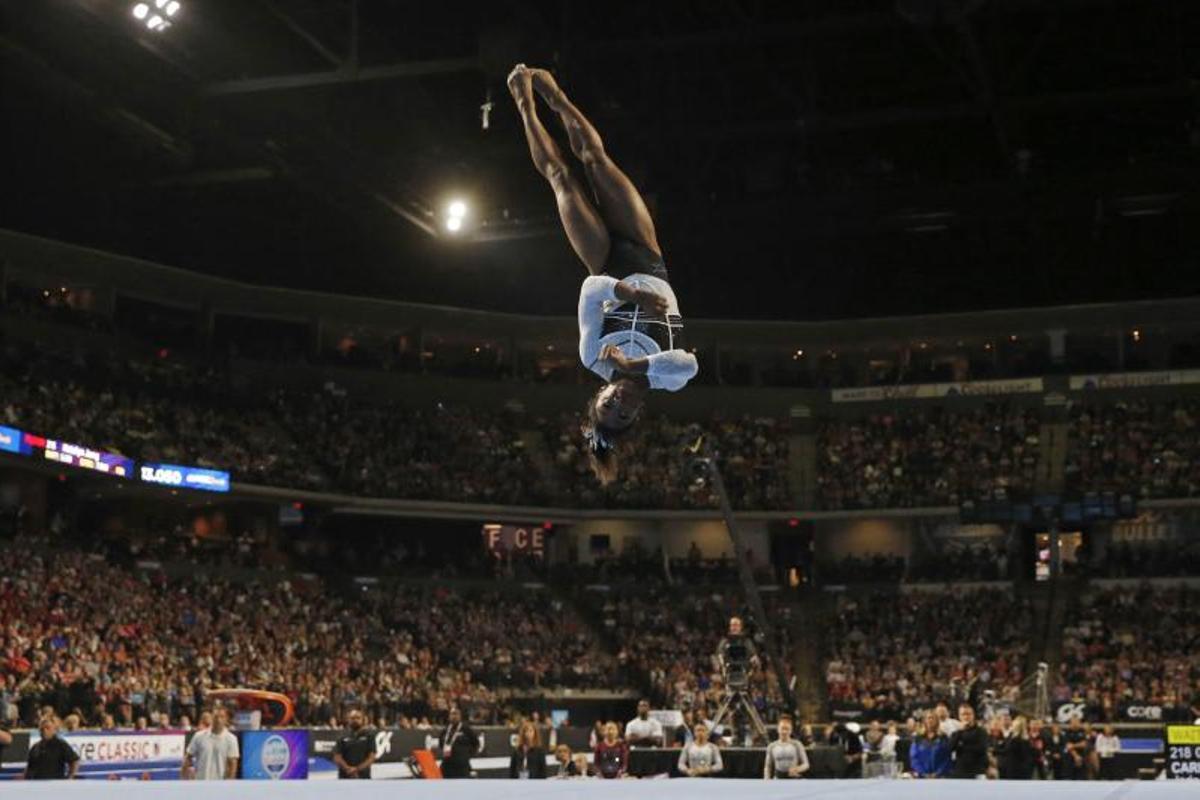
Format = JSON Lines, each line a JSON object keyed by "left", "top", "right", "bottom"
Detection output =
{"left": 634, "top": 288, "right": 669, "bottom": 315}
{"left": 615, "top": 280, "right": 669, "bottom": 315}
{"left": 599, "top": 344, "right": 629, "bottom": 370}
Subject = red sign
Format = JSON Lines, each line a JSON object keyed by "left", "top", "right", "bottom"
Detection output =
{"left": 482, "top": 524, "right": 546, "bottom": 558}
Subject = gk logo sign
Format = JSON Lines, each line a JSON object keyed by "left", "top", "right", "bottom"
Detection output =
{"left": 1055, "top": 704, "right": 1085, "bottom": 723}
{"left": 375, "top": 731, "right": 393, "bottom": 758}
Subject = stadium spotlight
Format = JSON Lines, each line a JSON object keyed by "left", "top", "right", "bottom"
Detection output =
{"left": 443, "top": 199, "right": 468, "bottom": 234}
{"left": 132, "top": 1, "right": 178, "bottom": 31}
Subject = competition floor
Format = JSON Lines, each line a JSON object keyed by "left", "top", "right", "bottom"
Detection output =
{"left": 1, "top": 780, "right": 1196, "bottom": 799}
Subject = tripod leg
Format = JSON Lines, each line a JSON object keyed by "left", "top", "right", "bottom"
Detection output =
{"left": 740, "top": 695, "right": 769, "bottom": 743}
{"left": 710, "top": 693, "right": 736, "bottom": 739}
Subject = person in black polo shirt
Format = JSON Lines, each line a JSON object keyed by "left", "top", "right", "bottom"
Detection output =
{"left": 333, "top": 709, "right": 378, "bottom": 779}
{"left": 1061, "top": 716, "right": 1089, "bottom": 780}
{"left": 0, "top": 722, "right": 12, "bottom": 765}
{"left": 24, "top": 717, "right": 79, "bottom": 780}
{"left": 948, "top": 704, "right": 990, "bottom": 779}
{"left": 437, "top": 706, "right": 478, "bottom": 779}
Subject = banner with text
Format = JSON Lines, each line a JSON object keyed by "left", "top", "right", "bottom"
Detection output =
{"left": 832, "top": 377, "right": 1043, "bottom": 403}
{"left": 1070, "top": 369, "right": 1200, "bottom": 391}
{"left": 482, "top": 523, "right": 547, "bottom": 558}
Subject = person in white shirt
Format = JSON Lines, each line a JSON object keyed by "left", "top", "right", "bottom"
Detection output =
{"left": 624, "top": 700, "right": 664, "bottom": 748}
{"left": 507, "top": 64, "right": 698, "bottom": 486}
{"left": 182, "top": 708, "right": 239, "bottom": 780}
{"left": 764, "top": 716, "right": 809, "bottom": 779}
{"left": 936, "top": 702, "right": 962, "bottom": 737}
{"left": 1094, "top": 724, "right": 1120, "bottom": 780}
{"left": 677, "top": 723, "right": 722, "bottom": 777}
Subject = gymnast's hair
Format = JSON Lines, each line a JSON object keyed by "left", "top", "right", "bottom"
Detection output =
{"left": 582, "top": 388, "right": 638, "bottom": 485}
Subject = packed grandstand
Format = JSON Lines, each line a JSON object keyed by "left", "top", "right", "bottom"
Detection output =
{"left": 1, "top": 235, "right": 1198, "bottom": 783}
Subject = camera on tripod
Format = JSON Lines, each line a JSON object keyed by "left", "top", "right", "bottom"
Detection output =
{"left": 721, "top": 637, "right": 751, "bottom": 690}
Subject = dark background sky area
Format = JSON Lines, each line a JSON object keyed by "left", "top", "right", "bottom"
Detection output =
{"left": 2, "top": 0, "right": 1199, "bottom": 320}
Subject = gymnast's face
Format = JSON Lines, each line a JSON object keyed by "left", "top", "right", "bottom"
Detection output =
{"left": 594, "top": 381, "right": 641, "bottom": 429}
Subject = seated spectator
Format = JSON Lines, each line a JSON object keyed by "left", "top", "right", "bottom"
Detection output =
{"left": 817, "top": 404, "right": 1040, "bottom": 510}
{"left": 1065, "top": 399, "right": 1200, "bottom": 499}
{"left": 824, "top": 589, "right": 1031, "bottom": 718}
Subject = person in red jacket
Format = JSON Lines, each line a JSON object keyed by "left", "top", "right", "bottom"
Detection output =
{"left": 594, "top": 721, "right": 629, "bottom": 779}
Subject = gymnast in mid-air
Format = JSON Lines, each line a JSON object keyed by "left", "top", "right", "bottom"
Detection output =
{"left": 507, "top": 64, "right": 698, "bottom": 484}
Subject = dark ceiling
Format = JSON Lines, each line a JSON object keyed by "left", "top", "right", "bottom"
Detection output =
{"left": 2, "top": 0, "right": 1199, "bottom": 320}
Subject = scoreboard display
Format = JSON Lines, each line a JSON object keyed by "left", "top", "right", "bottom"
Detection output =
{"left": 1166, "top": 725, "right": 1200, "bottom": 779}
{"left": 22, "top": 433, "right": 134, "bottom": 478}
{"left": 139, "top": 463, "right": 230, "bottom": 493}
{"left": 1, "top": 425, "right": 229, "bottom": 493}
{"left": 0, "top": 425, "right": 21, "bottom": 454}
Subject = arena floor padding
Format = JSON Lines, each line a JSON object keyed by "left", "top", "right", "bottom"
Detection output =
{"left": 1, "top": 780, "right": 1196, "bottom": 799}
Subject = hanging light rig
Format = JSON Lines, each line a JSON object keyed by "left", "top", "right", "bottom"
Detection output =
{"left": 132, "top": 1, "right": 182, "bottom": 33}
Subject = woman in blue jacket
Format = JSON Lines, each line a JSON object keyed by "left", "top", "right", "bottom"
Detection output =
{"left": 910, "top": 712, "right": 951, "bottom": 778}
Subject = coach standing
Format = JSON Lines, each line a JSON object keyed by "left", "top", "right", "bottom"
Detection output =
{"left": 24, "top": 717, "right": 79, "bottom": 780}
{"left": 334, "top": 709, "right": 378, "bottom": 779}
{"left": 182, "top": 708, "right": 239, "bottom": 780}
{"left": 948, "top": 704, "right": 990, "bottom": 779}
{"left": 438, "top": 707, "right": 478, "bottom": 779}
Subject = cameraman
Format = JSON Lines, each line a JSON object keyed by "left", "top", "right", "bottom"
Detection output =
{"left": 713, "top": 616, "right": 759, "bottom": 689}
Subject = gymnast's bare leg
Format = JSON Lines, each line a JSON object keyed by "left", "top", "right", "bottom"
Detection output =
{"left": 529, "top": 68, "right": 661, "bottom": 257}
{"left": 507, "top": 64, "right": 610, "bottom": 275}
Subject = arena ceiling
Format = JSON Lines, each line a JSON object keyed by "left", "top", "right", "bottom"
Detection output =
{"left": 3, "top": 0, "right": 1200, "bottom": 320}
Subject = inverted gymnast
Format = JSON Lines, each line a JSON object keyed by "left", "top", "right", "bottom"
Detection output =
{"left": 507, "top": 64, "right": 699, "bottom": 484}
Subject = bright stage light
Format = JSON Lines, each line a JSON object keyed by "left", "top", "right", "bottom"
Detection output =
{"left": 445, "top": 216, "right": 463, "bottom": 233}
{"left": 447, "top": 200, "right": 467, "bottom": 219}
{"left": 132, "top": 1, "right": 178, "bottom": 31}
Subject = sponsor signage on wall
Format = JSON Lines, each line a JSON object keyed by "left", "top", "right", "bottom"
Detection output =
{"left": 1165, "top": 725, "right": 1200, "bottom": 779}
{"left": 1070, "top": 369, "right": 1200, "bottom": 391}
{"left": 831, "top": 377, "right": 1043, "bottom": 403}
{"left": 482, "top": 523, "right": 547, "bottom": 558}
{"left": 241, "top": 730, "right": 309, "bottom": 780}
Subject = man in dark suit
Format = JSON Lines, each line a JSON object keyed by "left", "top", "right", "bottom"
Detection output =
{"left": 438, "top": 707, "right": 478, "bottom": 779}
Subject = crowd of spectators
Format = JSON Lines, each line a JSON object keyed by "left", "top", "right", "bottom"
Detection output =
{"left": 11, "top": 325, "right": 1200, "bottom": 513}
{"left": 824, "top": 588, "right": 1032, "bottom": 719}
{"left": 588, "top": 588, "right": 790, "bottom": 724}
{"left": 0, "top": 534, "right": 616, "bottom": 730}
{"left": 272, "top": 390, "right": 542, "bottom": 505}
{"left": 1057, "top": 585, "right": 1200, "bottom": 719}
{"left": 1091, "top": 539, "right": 1200, "bottom": 578}
{"left": 1065, "top": 399, "right": 1200, "bottom": 499}
{"left": 543, "top": 413, "right": 791, "bottom": 510}
{"left": 817, "top": 404, "right": 1041, "bottom": 510}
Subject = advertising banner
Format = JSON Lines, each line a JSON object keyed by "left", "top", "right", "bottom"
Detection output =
{"left": 831, "top": 377, "right": 1042, "bottom": 403}
{"left": 482, "top": 523, "right": 547, "bottom": 558}
{"left": 27, "top": 731, "right": 187, "bottom": 780}
{"left": 0, "top": 425, "right": 24, "bottom": 455}
{"left": 139, "top": 463, "right": 231, "bottom": 493}
{"left": 241, "top": 730, "right": 309, "bottom": 780}
{"left": 1070, "top": 369, "right": 1200, "bottom": 391}
{"left": 1166, "top": 725, "right": 1200, "bottom": 779}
